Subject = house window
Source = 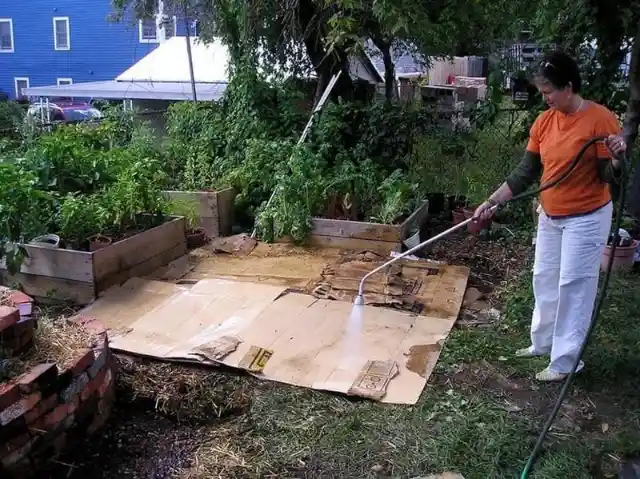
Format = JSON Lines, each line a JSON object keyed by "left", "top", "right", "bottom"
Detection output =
{"left": 0, "top": 18, "right": 14, "bottom": 53}
{"left": 138, "top": 16, "right": 176, "bottom": 43}
{"left": 53, "top": 17, "right": 70, "bottom": 50}
{"left": 14, "top": 77, "right": 29, "bottom": 99}
{"left": 57, "top": 78, "right": 73, "bottom": 86}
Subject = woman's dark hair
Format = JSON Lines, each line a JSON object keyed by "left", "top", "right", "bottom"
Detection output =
{"left": 535, "top": 50, "right": 581, "bottom": 93}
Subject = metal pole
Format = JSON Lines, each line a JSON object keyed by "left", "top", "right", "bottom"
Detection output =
{"left": 354, "top": 205, "right": 499, "bottom": 304}
{"left": 184, "top": 1, "right": 197, "bottom": 102}
{"left": 250, "top": 71, "right": 342, "bottom": 239}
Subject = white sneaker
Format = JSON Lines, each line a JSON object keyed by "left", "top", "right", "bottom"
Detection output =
{"left": 535, "top": 367, "right": 568, "bottom": 382}
{"left": 515, "top": 346, "right": 548, "bottom": 358}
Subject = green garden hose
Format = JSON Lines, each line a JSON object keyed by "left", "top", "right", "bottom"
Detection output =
{"left": 492, "top": 136, "right": 629, "bottom": 478}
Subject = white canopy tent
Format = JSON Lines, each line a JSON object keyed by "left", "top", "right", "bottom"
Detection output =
{"left": 23, "top": 36, "right": 382, "bottom": 102}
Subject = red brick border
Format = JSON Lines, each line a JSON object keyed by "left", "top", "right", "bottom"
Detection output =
{"left": 0, "top": 311, "right": 116, "bottom": 478}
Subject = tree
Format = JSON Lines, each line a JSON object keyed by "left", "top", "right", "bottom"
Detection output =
{"left": 526, "top": 0, "right": 640, "bottom": 215}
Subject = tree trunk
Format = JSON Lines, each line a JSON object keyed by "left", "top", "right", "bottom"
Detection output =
{"left": 298, "top": 0, "right": 354, "bottom": 108}
{"left": 380, "top": 42, "right": 397, "bottom": 102}
{"left": 625, "top": 33, "right": 640, "bottom": 217}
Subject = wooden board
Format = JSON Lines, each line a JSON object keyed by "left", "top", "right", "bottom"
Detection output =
{"left": 309, "top": 200, "right": 429, "bottom": 253}
{"left": 0, "top": 245, "right": 93, "bottom": 283}
{"left": 0, "top": 216, "right": 187, "bottom": 305}
{"left": 93, "top": 216, "right": 186, "bottom": 285}
{"left": 0, "top": 271, "right": 96, "bottom": 305}
{"left": 163, "top": 188, "right": 236, "bottom": 238}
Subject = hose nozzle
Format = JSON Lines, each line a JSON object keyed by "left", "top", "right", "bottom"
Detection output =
{"left": 353, "top": 294, "right": 364, "bottom": 306}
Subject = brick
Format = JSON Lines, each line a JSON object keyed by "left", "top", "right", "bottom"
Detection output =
{"left": 0, "top": 392, "right": 41, "bottom": 426}
{"left": 97, "top": 369, "right": 113, "bottom": 397}
{"left": 80, "top": 367, "right": 106, "bottom": 402}
{"left": 0, "top": 416, "right": 28, "bottom": 444}
{"left": 75, "top": 395, "right": 99, "bottom": 428}
{"left": 1, "top": 438, "right": 34, "bottom": 469}
{"left": 34, "top": 402, "right": 72, "bottom": 433}
{"left": 87, "top": 349, "right": 108, "bottom": 379}
{"left": 0, "top": 384, "right": 20, "bottom": 412}
{"left": 23, "top": 394, "right": 58, "bottom": 425}
{"left": 0, "top": 306, "right": 19, "bottom": 332}
{"left": 15, "top": 363, "right": 58, "bottom": 396}
{"left": 60, "top": 372, "right": 89, "bottom": 404}
{"left": 12, "top": 318, "right": 34, "bottom": 337}
{"left": 64, "top": 348, "right": 94, "bottom": 377}
{"left": 52, "top": 431, "right": 67, "bottom": 454}
{"left": 7, "top": 291, "right": 33, "bottom": 306}
{"left": 87, "top": 411, "right": 109, "bottom": 435}
{"left": 84, "top": 319, "right": 107, "bottom": 335}
{"left": 0, "top": 431, "right": 30, "bottom": 457}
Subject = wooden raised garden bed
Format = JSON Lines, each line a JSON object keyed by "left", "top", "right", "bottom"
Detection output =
{"left": 162, "top": 187, "right": 236, "bottom": 238}
{"left": 0, "top": 216, "right": 187, "bottom": 305}
{"left": 309, "top": 200, "right": 430, "bottom": 253}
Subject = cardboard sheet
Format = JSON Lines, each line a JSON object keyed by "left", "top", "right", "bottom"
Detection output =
{"left": 81, "top": 268, "right": 467, "bottom": 404}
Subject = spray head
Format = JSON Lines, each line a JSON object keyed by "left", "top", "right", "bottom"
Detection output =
{"left": 353, "top": 294, "right": 364, "bottom": 306}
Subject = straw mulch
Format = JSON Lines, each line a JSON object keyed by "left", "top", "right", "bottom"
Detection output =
{"left": 1, "top": 301, "right": 99, "bottom": 381}
{"left": 114, "top": 355, "right": 252, "bottom": 423}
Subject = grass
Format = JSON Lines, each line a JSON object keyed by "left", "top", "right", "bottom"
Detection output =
{"left": 65, "top": 245, "right": 640, "bottom": 479}
{"left": 174, "top": 269, "right": 640, "bottom": 479}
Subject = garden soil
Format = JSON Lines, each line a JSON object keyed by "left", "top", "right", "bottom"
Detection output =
{"left": 79, "top": 244, "right": 469, "bottom": 405}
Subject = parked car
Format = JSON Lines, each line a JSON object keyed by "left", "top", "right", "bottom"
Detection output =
{"left": 26, "top": 101, "right": 103, "bottom": 124}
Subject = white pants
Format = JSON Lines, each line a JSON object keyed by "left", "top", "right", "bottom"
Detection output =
{"left": 530, "top": 202, "right": 612, "bottom": 373}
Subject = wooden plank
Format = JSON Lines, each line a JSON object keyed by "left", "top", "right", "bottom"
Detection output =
{"left": 1, "top": 271, "right": 95, "bottom": 305}
{"left": 309, "top": 235, "right": 401, "bottom": 254}
{"left": 96, "top": 240, "right": 187, "bottom": 292}
{"left": 92, "top": 216, "right": 185, "bottom": 284}
{"left": 400, "top": 200, "right": 430, "bottom": 239}
{"left": 216, "top": 187, "right": 236, "bottom": 237}
{"left": 0, "top": 245, "right": 93, "bottom": 283}
{"left": 311, "top": 218, "right": 402, "bottom": 242}
{"left": 163, "top": 190, "right": 220, "bottom": 238}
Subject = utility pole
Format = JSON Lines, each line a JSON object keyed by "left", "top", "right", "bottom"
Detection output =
{"left": 183, "top": 1, "right": 197, "bottom": 102}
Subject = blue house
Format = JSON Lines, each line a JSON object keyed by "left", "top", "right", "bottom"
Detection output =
{"left": 0, "top": 0, "right": 195, "bottom": 100}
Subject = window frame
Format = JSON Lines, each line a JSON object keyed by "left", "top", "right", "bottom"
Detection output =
{"left": 57, "top": 78, "right": 73, "bottom": 86}
{"left": 14, "top": 77, "right": 29, "bottom": 99}
{"left": 0, "top": 18, "right": 14, "bottom": 53}
{"left": 53, "top": 16, "right": 70, "bottom": 51}
{"left": 138, "top": 15, "right": 176, "bottom": 43}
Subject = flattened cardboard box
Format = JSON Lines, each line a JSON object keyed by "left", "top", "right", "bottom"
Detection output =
{"left": 80, "top": 272, "right": 467, "bottom": 405}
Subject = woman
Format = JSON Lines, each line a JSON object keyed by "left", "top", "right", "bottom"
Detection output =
{"left": 474, "top": 50, "right": 627, "bottom": 382}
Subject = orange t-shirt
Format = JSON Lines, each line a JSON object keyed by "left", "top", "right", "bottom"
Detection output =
{"left": 526, "top": 102, "right": 621, "bottom": 217}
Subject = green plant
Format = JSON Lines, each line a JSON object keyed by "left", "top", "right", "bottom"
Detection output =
{"left": 166, "top": 198, "right": 200, "bottom": 232}
{"left": 0, "top": 163, "right": 55, "bottom": 273}
{"left": 57, "top": 193, "right": 110, "bottom": 249}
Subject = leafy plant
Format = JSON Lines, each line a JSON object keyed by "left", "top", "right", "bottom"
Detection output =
{"left": 166, "top": 198, "right": 200, "bottom": 232}
{"left": 0, "top": 163, "right": 55, "bottom": 273}
{"left": 57, "top": 193, "right": 110, "bottom": 249}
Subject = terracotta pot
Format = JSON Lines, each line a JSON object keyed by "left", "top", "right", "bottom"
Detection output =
{"left": 452, "top": 208, "right": 466, "bottom": 225}
{"left": 88, "top": 234, "right": 112, "bottom": 252}
{"left": 187, "top": 228, "right": 207, "bottom": 249}
{"left": 463, "top": 207, "right": 492, "bottom": 234}
{"left": 601, "top": 239, "right": 638, "bottom": 273}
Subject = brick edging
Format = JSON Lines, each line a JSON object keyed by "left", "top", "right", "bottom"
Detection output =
{"left": 0, "top": 312, "right": 116, "bottom": 478}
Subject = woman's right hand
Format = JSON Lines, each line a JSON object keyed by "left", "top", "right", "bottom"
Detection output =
{"left": 473, "top": 200, "right": 498, "bottom": 221}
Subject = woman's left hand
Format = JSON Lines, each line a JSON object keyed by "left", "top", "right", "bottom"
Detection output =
{"left": 605, "top": 134, "right": 627, "bottom": 157}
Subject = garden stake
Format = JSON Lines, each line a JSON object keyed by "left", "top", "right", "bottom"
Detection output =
{"left": 351, "top": 136, "right": 629, "bottom": 478}
{"left": 251, "top": 70, "right": 342, "bottom": 239}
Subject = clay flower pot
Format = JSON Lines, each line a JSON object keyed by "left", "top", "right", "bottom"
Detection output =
{"left": 451, "top": 208, "right": 467, "bottom": 225}
{"left": 186, "top": 228, "right": 208, "bottom": 249}
{"left": 601, "top": 239, "right": 638, "bottom": 273}
{"left": 463, "top": 206, "right": 492, "bottom": 234}
{"left": 88, "top": 234, "right": 113, "bottom": 252}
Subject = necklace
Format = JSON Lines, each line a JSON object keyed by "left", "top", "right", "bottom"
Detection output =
{"left": 571, "top": 97, "right": 584, "bottom": 114}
